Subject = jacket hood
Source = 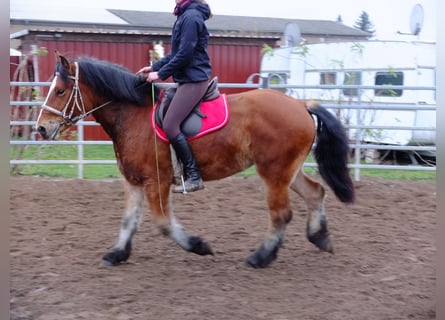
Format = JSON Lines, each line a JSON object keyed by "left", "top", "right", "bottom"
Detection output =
{"left": 187, "top": 1, "right": 211, "bottom": 20}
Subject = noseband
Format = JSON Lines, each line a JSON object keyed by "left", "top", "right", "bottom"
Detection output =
{"left": 40, "top": 62, "right": 112, "bottom": 126}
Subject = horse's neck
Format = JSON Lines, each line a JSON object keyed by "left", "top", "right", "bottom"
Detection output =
{"left": 92, "top": 102, "right": 170, "bottom": 184}
{"left": 93, "top": 103, "right": 153, "bottom": 147}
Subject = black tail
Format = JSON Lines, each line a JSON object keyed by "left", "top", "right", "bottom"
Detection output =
{"left": 307, "top": 103, "right": 355, "bottom": 203}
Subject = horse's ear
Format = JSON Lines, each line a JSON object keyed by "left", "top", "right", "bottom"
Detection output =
{"left": 54, "top": 50, "right": 71, "bottom": 73}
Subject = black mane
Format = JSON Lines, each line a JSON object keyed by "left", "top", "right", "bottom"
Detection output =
{"left": 57, "top": 56, "right": 159, "bottom": 106}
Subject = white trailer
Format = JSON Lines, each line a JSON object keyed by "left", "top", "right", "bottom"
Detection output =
{"left": 259, "top": 41, "right": 436, "bottom": 154}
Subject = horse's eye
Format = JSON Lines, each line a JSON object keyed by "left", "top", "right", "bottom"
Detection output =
{"left": 56, "top": 89, "right": 65, "bottom": 95}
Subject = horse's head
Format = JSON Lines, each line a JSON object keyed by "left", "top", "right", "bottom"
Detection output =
{"left": 36, "top": 51, "right": 113, "bottom": 140}
{"left": 36, "top": 51, "right": 155, "bottom": 140}
{"left": 36, "top": 51, "right": 83, "bottom": 139}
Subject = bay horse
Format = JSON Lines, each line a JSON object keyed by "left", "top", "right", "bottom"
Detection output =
{"left": 35, "top": 52, "right": 355, "bottom": 268}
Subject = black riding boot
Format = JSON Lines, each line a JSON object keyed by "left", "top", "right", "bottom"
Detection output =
{"left": 170, "top": 133, "right": 204, "bottom": 193}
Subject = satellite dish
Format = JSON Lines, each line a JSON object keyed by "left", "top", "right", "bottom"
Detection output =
{"left": 283, "top": 23, "right": 301, "bottom": 47}
{"left": 409, "top": 3, "right": 424, "bottom": 36}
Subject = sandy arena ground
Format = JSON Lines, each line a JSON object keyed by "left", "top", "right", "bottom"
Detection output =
{"left": 10, "top": 175, "right": 436, "bottom": 320}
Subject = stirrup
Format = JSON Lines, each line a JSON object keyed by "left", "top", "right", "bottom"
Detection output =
{"left": 172, "top": 177, "right": 204, "bottom": 194}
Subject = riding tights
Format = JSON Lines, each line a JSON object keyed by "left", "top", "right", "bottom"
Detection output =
{"left": 163, "top": 80, "right": 209, "bottom": 140}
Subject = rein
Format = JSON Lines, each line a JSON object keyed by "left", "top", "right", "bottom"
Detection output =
{"left": 152, "top": 83, "right": 166, "bottom": 217}
{"left": 41, "top": 62, "right": 113, "bottom": 126}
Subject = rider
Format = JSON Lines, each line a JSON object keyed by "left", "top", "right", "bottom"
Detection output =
{"left": 138, "top": 0, "right": 212, "bottom": 193}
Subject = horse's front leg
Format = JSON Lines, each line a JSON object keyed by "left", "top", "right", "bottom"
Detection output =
{"left": 102, "top": 182, "right": 144, "bottom": 266}
{"left": 144, "top": 179, "right": 214, "bottom": 257}
{"left": 161, "top": 216, "right": 214, "bottom": 256}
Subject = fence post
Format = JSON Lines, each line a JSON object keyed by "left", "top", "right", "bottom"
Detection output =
{"left": 354, "top": 92, "right": 362, "bottom": 181}
{"left": 77, "top": 122, "right": 84, "bottom": 179}
{"left": 261, "top": 76, "right": 269, "bottom": 89}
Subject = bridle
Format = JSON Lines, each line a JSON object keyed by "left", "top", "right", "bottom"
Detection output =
{"left": 40, "top": 62, "right": 113, "bottom": 126}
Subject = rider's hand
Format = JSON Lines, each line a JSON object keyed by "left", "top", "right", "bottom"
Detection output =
{"left": 136, "top": 66, "right": 152, "bottom": 75}
{"left": 147, "top": 72, "right": 159, "bottom": 83}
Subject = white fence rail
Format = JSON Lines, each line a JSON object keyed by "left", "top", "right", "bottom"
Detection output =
{"left": 10, "top": 81, "right": 436, "bottom": 180}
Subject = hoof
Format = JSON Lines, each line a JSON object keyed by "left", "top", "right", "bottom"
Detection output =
{"left": 188, "top": 236, "right": 214, "bottom": 256}
{"left": 307, "top": 221, "right": 334, "bottom": 253}
{"left": 101, "top": 242, "right": 132, "bottom": 266}
{"left": 100, "top": 259, "right": 114, "bottom": 267}
{"left": 245, "top": 242, "right": 280, "bottom": 268}
{"left": 308, "top": 232, "right": 334, "bottom": 253}
{"left": 246, "top": 254, "right": 269, "bottom": 268}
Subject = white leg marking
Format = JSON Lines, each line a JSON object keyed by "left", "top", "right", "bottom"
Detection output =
{"left": 115, "top": 183, "right": 145, "bottom": 249}
{"left": 264, "top": 227, "right": 286, "bottom": 251}
{"left": 169, "top": 216, "right": 191, "bottom": 250}
{"left": 308, "top": 203, "right": 326, "bottom": 234}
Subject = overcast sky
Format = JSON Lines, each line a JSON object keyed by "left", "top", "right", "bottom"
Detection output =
{"left": 10, "top": 0, "right": 436, "bottom": 41}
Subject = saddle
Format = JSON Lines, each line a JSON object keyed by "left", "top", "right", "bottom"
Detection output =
{"left": 151, "top": 77, "right": 229, "bottom": 185}
{"left": 155, "top": 77, "right": 220, "bottom": 137}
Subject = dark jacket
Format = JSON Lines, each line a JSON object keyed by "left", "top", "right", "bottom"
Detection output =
{"left": 152, "top": 1, "right": 212, "bottom": 83}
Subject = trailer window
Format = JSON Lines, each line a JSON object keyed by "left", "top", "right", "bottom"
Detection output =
{"left": 268, "top": 73, "right": 287, "bottom": 85}
{"left": 267, "top": 73, "right": 287, "bottom": 93}
{"left": 320, "top": 72, "right": 336, "bottom": 85}
{"left": 343, "top": 72, "right": 361, "bottom": 96}
{"left": 375, "top": 72, "right": 403, "bottom": 97}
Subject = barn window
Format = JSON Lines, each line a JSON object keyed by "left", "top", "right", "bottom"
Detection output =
{"left": 375, "top": 72, "right": 404, "bottom": 97}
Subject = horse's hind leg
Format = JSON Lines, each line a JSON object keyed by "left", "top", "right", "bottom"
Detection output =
{"left": 102, "top": 182, "right": 144, "bottom": 266}
{"left": 290, "top": 171, "right": 333, "bottom": 253}
{"left": 246, "top": 179, "right": 293, "bottom": 268}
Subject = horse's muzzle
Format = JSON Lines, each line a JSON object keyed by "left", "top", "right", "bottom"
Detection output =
{"left": 37, "top": 125, "right": 49, "bottom": 139}
{"left": 36, "top": 122, "right": 62, "bottom": 140}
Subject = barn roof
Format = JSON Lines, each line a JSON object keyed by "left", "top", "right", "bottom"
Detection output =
{"left": 10, "top": 8, "right": 370, "bottom": 40}
{"left": 109, "top": 10, "right": 370, "bottom": 38}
